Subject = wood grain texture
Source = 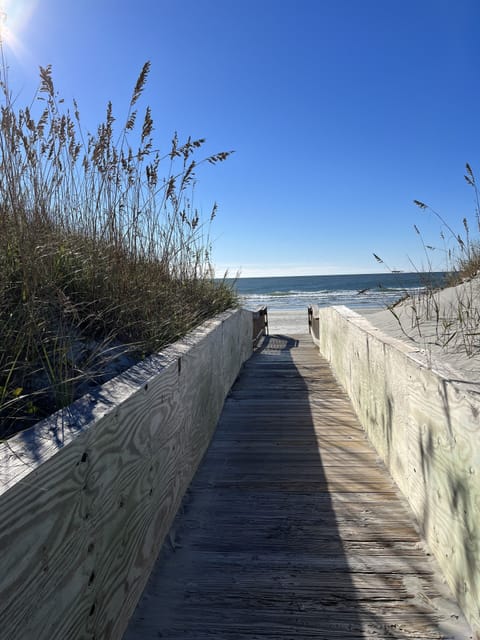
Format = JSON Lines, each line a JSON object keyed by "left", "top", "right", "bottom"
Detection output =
{"left": 0, "top": 308, "right": 252, "bottom": 640}
{"left": 311, "top": 305, "right": 480, "bottom": 635}
{"left": 252, "top": 306, "right": 269, "bottom": 347}
{"left": 124, "top": 333, "right": 472, "bottom": 640}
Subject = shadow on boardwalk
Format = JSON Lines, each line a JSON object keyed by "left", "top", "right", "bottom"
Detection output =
{"left": 124, "top": 334, "right": 471, "bottom": 639}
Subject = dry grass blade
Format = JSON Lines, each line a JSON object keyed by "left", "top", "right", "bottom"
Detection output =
{"left": 382, "top": 164, "right": 480, "bottom": 358}
{"left": 130, "top": 61, "right": 151, "bottom": 107}
{"left": 0, "top": 54, "right": 237, "bottom": 439}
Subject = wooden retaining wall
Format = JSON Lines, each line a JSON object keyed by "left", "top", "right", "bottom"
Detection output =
{"left": 310, "top": 305, "right": 480, "bottom": 635}
{"left": 0, "top": 308, "right": 253, "bottom": 640}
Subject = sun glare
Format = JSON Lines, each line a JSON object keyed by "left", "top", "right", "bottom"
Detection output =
{"left": 0, "top": 0, "right": 37, "bottom": 61}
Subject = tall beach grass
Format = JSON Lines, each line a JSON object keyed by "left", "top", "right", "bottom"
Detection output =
{"left": 0, "top": 57, "right": 237, "bottom": 438}
{"left": 374, "top": 163, "right": 480, "bottom": 357}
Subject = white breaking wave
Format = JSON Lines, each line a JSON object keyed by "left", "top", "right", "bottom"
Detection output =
{"left": 241, "top": 286, "right": 423, "bottom": 311}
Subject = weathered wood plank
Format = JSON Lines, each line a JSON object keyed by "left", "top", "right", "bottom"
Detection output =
{"left": 0, "top": 309, "right": 253, "bottom": 640}
{"left": 124, "top": 333, "right": 472, "bottom": 639}
{"left": 311, "top": 305, "right": 480, "bottom": 633}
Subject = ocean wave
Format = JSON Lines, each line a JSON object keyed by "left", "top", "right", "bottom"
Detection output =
{"left": 234, "top": 273, "right": 444, "bottom": 311}
{"left": 240, "top": 286, "right": 423, "bottom": 311}
{"left": 243, "top": 286, "right": 421, "bottom": 297}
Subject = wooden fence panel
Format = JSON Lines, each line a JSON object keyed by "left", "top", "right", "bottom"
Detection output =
{"left": 0, "top": 308, "right": 253, "bottom": 640}
{"left": 310, "top": 305, "right": 480, "bottom": 635}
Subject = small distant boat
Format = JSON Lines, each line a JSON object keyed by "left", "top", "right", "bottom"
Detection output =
{"left": 391, "top": 269, "right": 403, "bottom": 273}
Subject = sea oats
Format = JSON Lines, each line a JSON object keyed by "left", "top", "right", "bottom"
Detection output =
{"left": 0, "top": 57, "right": 236, "bottom": 438}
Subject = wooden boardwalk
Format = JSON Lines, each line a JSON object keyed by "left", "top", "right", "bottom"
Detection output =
{"left": 124, "top": 334, "right": 471, "bottom": 639}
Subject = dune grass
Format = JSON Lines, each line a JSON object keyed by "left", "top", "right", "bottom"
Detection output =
{"left": 374, "top": 163, "right": 480, "bottom": 357}
{"left": 0, "top": 58, "right": 237, "bottom": 439}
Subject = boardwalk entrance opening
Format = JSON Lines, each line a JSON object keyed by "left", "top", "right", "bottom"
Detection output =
{"left": 125, "top": 332, "right": 471, "bottom": 639}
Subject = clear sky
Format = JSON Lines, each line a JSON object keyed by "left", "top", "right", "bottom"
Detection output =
{"left": 2, "top": 0, "right": 480, "bottom": 277}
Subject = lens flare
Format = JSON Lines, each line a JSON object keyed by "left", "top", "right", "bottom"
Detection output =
{"left": 0, "top": 0, "right": 38, "bottom": 61}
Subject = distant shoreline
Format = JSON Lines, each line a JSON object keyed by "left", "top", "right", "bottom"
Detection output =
{"left": 225, "top": 270, "right": 445, "bottom": 281}
{"left": 264, "top": 274, "right": 480, "bottom": 381}
{"left": 235, "top": 272, "right": 446, "bottom": 312}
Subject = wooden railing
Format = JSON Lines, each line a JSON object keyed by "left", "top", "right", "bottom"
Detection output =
{"left": 308, "top": 304, "right": 480, "bottom": 634}
{"left": 252, "top": 306, "right": 268, "bottom": 347}
{"left": 0, "top": 309, "right": 254, "bottom": 640}
{"left": 308, "top": 304, "right": 319, "bottom": 341}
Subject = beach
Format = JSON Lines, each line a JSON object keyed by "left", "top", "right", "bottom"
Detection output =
{"left": 265, "top": 275, "right": 480, "bottom": 381}
{"left": 357, "top": 276, "right": 480, "bottom": 381}
{"left": 267, "top": 309, "right": 311, "bottom": 335}
{"left": 236, "top": 272, "right": 441, "bottom": 311}
{"left": 242, "top": 273, "right": 440, "bottom": 335}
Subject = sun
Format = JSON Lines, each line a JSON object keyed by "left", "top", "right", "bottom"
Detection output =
{"left": 0, "top": 1, "right": 37, "bottom": 60}
{"left": 0, "top": 8, "right": 10, "bottom": 44}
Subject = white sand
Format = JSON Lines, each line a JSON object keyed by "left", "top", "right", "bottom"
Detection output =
{"left": 267, "top": 310, "right": 310, "bottom": 335}
{"left": 356, "top": 276, "right": 480, "bottom": 381}
{"left": 259, "top": 276, "right": 480, "bottom": 380}
{"left": 262, "top": 276, "right": 480, "bottom": 383}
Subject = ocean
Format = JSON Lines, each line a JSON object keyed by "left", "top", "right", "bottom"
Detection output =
{"left": 232, "top": 272, "right": 446, "bottom": 311}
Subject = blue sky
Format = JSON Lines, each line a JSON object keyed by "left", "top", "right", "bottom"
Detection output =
{"left": 2, "top": 0, "right": 480, "bottom": 276}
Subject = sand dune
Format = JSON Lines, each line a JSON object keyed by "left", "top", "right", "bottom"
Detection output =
{"left": 262, "top": 276, "right": 480, "bottom": 381}
{"left": 360, "top": 276, "right": 480, "bottom": 378}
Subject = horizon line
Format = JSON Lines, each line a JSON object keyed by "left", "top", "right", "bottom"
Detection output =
{"left": 216, "top": 269, "right": 447, "bottom": 280}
